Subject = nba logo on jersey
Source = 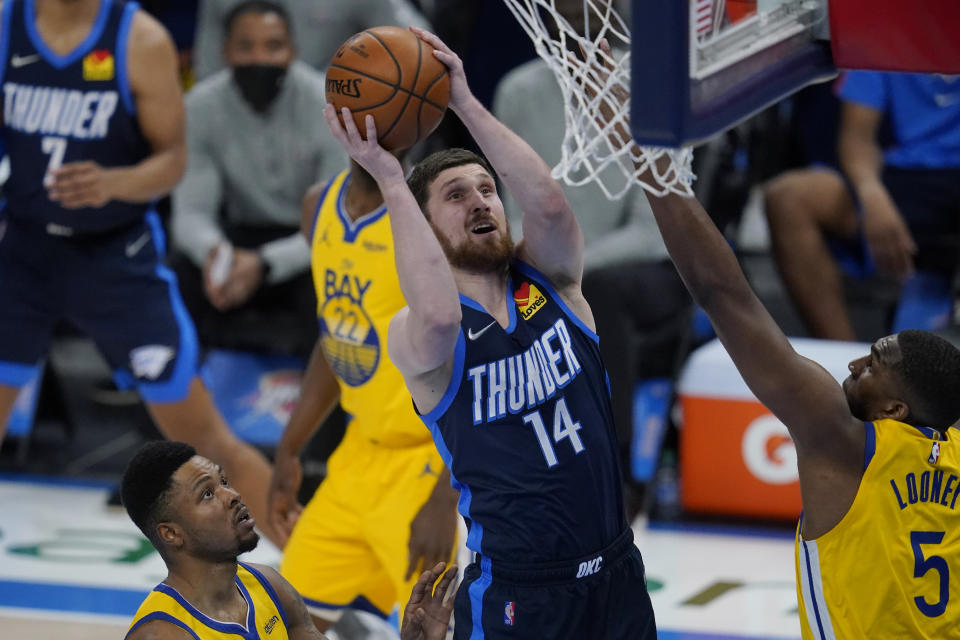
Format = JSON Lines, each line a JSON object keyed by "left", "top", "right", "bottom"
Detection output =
{"left": 929, "top": 441, "right": 941, "bottom": 465}
{"left": 504, "top": 601, "right": 515, "bottom": 626}
{"left": 83, "top": 49, "right": 114, "bottom": 81}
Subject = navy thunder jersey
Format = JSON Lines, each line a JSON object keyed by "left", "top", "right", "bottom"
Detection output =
{"left": 0, "top": 0, "right": 150, "bottom": 233}
{"left": 421, "top": 261, "right": 627, "bottom": 563}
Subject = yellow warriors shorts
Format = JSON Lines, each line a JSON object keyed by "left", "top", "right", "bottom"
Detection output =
{"left": 280, "top": 430, "right": 452, "bottom": 621}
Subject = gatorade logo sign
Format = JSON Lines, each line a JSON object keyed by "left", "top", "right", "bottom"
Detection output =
{"left": 514, "top": 281, "right": 547, "bottom": 321}
{"left": 741, "top": 415, "right": 798, "bottom": 484}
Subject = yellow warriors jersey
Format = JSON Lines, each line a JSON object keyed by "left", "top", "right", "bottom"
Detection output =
{"left": 310, "top": 170, "right": 430, "bottom": 447}
{"left": 796, "top": 419, "right": 960, "bottom": 639}
{"left": 126, "top": 562, "right": 289, "bottom": 639}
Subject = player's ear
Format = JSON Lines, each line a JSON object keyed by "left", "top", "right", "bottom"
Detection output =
{"left": 157, "top": 521, "right": 184, "bottom": 550}
{"left": 885, "top": 399, "right": 909, "bottom": 422}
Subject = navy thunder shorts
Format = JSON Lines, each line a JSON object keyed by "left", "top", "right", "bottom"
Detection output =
{"left": 0, "top": 212, "right": 198, "bottom": 403}
{"left": 454, "top": 529, "right": 657, "bottom": 639}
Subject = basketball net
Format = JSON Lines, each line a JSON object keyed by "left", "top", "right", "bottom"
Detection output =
{"left": 501, "top": 0, "right": 695, "bottom": 198}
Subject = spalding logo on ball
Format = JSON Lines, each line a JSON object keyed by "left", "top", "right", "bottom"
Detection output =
{"left": 326, "top": 26, "right": 451, "bottom": 151}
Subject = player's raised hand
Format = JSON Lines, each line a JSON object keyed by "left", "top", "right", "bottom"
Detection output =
{"left": 46, "top": 161, "right": 115, "bottom": 209}
{"left": 323, "top": 104, "right": 404, "bottom": 185}
{"left": 401, "top": 562, "right": 459, "bottom": 640}
{"left": 267, "top": 446, "right": 303, "bottom": 546}
{"left": 405, "top": 486, "right": 458, "bottom": 581}
{"left": 576, "top": 38, "right": 631, "bottom": 149}
{"left": 409, "top": 27, "right": 472, "bottom": 112}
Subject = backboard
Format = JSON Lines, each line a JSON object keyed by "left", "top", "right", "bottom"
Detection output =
{"left": 499, "top": 0, "right": 959, "bottom": 196}
{"left": 630, "top": 0, "right": 960, "bottom": 147}
{"left": 630, "top": 0, "right": 835, "bottom": 147}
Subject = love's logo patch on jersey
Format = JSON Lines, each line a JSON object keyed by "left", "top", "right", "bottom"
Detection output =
{"left": 83, "top": 49, "right": 114, "bottom": 81}
{"left": 514, "top": 281, "right": 547, "bottom": 321}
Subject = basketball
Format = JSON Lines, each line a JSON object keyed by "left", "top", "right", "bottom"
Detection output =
{"left": 326, "top": 26, "right": 450, "bottom": 151}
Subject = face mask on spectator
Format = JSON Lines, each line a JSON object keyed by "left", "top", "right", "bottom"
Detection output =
{"left": 233, "top": 64, "right": 287, "bottom": 113}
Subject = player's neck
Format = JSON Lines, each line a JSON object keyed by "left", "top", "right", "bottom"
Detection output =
{"left": 344, "top": 170, "right": 385, "bottom": 222}
{"left": 35, "top": 0, "right": 100, "bottom": 24}
{"left": 34, "top": 0, "right": 101, "bottom": 53}
{"left": 455, "top": 268, "right": 511, "bottom": 326}
{"left": 164, "top": 559, "right": 245, "bottom": 616}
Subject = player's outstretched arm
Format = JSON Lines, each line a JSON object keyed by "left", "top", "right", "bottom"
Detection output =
{"left": 401, "top": 562, "right": 459, "bottom": 640}
{"left": 646, "top": 190, "right": 881, "bottom": 535}
{"left": 252, "top": 564, "right": 331, "bottom": 640}
{"left": 321, "top": 106, "right": 461, "bottom": 381}
{"left": 411, "top": 27, "right": 583, "bottom": 291}
{"left": 646, "top": 191, "right": 863, "bottom": 453}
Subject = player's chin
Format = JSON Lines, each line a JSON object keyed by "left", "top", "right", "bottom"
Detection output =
{"left": 237, "top": 530, "right": 260, "bottom": 554}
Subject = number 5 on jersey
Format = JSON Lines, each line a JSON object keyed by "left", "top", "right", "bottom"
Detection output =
{"left": 911, "top": 530, "right": 950, "bottom": 617}
{"left": 523, "top": 397, "right": 585, "bottom": 467}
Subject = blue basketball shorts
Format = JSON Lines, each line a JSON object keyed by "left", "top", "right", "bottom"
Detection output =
{"left": 453, "top": 529, "right": 657, "bottom": 639}
{"left": 830, "top": 166, "right": 960, "bottom": 279}
{"left": 0, "top": 212, "right": 198, "bottom": 403}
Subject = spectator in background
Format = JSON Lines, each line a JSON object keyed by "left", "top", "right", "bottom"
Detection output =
{"left": 192, "top": 0, "right": 430, "bottom": 80}
{"left": 492, "top": 0, "right": 689, "bottom": 518}
{"left": 766, "top": 72, "right": 960, "bottom": 341}
{"left": 171, "top": 1, "right": 347, "bottom": 359}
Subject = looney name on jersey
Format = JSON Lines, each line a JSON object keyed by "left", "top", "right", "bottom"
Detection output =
{"left": 3, "top": 82, "right": 118, "bottom": 140}
{"left": 467, "top": 317, "right": 582, "bottom": 425}
{"left": 890, "top": 469, "right": 960, "bottom": 512}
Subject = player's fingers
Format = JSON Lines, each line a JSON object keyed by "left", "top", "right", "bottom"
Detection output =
{"left": 407, "top": 569, "right": 430, "bottom": 605}
{"left": 50, "top": 171, "right": 96, "bottom": 193}
{"left": 49, "top": 179, "right": 98, "bottom": 203}
{"left": 410, "top": 28, "right": 461, "bottom": 69}
{"left": 283, "top": 508, "right": 301, "bottom": 532}
{"left": 424, "top": 547, "right": 451, "bottom": 575}
{"left": 409, "top": 26, "right": 447, "bottom": 52}
{"left": 267, "top": 492, "right": 286, "bottom": 526}
{"left": 56, "top": 198, "right": 91, "bottom": 209}
{"left": 364, "top": 114, "right": 378, "bottom": 144}
{"left": 49, "top": 162, "right": 92, "bottom": 179}
{"left": 430, "top": 47, "right": 460, "bottom": 70}
{"left": 54, "top": 190, "right": 95, "bottom": 208}
{"left": 406, "top": 549, "right": 421, "bottom": 581}
{"left": 435, "top": 563, "right": 458, "bottom": 600}
{"left": 339, "top": 106, "right": 364, "bottom": 143}
{"left": 323, "top": 104, "right": 354, "bottom": 148}
{"left": 322, "top": 103, "right": 345, "bottom": 135}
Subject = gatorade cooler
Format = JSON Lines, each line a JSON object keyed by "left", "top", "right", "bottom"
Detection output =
{"left": 677, "top": 337, "right": 870, "bottom": 519}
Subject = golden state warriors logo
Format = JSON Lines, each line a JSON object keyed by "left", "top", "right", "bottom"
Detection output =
{"left": 320, "top": 270, "right": 379, "bottom": 386}
{"left": 82, "top": 49, "right": 114, "bottom": 81}
{"left": 514, "top": 281, "right": 547, "bottom": 321}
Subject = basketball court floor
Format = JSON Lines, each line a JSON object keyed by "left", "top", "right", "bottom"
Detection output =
{"left": 0, "top": 473, "right": 801, "bottom": 640}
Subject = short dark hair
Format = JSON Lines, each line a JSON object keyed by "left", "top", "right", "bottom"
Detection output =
{"left": 223, "top": 0, "right": 292, "bottom": 41}
{"left": 407, "top": 148, "right": 496, "bottom": 216}
{"left": 896, "top": 330, "right": 960, "bottom": 430}
{"left": 121, "top": 441, "right": 196, "bottom": 548}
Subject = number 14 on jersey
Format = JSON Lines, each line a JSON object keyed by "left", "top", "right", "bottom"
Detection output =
{"left": 523, "top": 397, "right": 585, "bottom": 467}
